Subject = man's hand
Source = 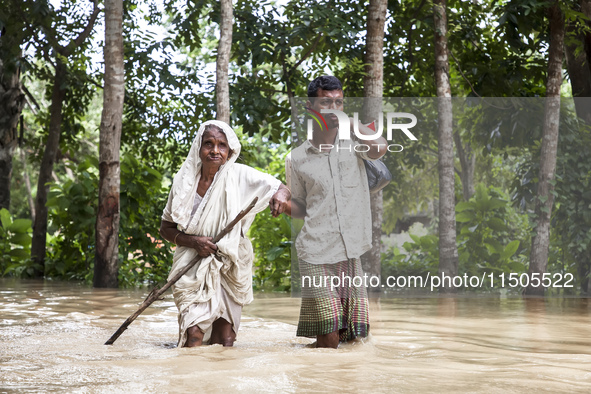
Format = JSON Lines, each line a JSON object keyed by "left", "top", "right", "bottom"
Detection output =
{"left": 269, "top": 184, "right": 291, "bottom": 217}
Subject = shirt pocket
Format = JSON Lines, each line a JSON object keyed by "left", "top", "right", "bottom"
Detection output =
{"left": 338, "top": 152, "right": 362, "bottom": 188}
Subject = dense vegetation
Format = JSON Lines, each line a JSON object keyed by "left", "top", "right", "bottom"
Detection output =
{"left": 1, "top": 0, "right": 590, "bottom": 295}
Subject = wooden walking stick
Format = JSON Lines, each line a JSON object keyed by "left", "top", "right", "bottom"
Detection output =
{"left": 104, "top": 197, "right": 259, "bottom": 345}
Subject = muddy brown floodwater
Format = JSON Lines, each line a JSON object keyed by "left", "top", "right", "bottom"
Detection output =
{"left": 1, "top": 279, "right": 590, "bottom": 393}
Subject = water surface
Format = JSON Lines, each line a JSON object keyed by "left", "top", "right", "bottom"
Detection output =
{"left": 1, "top": 279, "right": 590, "bottom": 392}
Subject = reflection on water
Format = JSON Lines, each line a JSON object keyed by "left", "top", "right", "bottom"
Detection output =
{"left": 1, "top": 279, "right": 590, "bottom": 392}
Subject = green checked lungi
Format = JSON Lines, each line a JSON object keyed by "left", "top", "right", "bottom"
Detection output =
{"left": 296, "top": 258, "right": 369, "bottom": 341}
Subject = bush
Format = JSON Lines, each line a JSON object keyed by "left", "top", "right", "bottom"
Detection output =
{"left": 0, "top": 208, "right": 38, "bottom": 277}
{"left": 44, "top": 152, "right": 174, "bottom": 286}
{"left": 381, "top": 183, "right": 529, "bottom": 291}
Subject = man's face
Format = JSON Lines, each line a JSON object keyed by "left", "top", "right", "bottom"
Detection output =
{"left": 308, "top": 88, "right": 344, "bottom": 130}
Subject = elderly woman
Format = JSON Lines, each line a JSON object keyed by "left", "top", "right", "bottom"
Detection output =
{"left": 159, "top": 120, "right": 290, "bottom": 347}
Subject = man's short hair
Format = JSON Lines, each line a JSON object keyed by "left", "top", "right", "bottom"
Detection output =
{"left": 307, "top": 75, "right": 343, "bottom": 98}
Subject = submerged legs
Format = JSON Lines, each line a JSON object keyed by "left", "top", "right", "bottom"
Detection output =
{"left": 316, "top": 331, "right": 339, "bottom": 349}
{"left": 184, "top": 325, "right": 205, "bottom": 347}
{"left": 183, "top": 318, "right": 235, "bottom": 347}
{"left": 209, "top": 318, "right": 236, "bottom": 347}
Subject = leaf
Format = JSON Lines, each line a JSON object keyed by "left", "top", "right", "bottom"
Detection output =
{"left": 455, "top": 201, "right": 474, "bottom": 212}
{"left": 0, "top": 208, "right": 12, "bottom": 229}
{"left": 279, "top": 215, "right": 292, "bottom": 237}
{"left": 484, "top": 242, "right": 499, "bottom": 254}
{"left": 500, "top": 240, "right": 520, "bottom": 260}
{"left": 488, "top": 198, "right": 507, "bottom": 210}
{"left": 10, "top": 233, "right": 32, "bottom": 248}
{"left": 8, "top": 219, "right": 32, "bottom": 234}
{"left": 487, "top": 217, "right": 507, "bottom": 231}
{"left": 475, "top": 183, "right": 489, "bottom": 201}
{"left": 266, "top": 246, "right": 286, "bottom": 261}
{"left": 9, "top": 248, "right": 29, "bottom": 259}
{"left": 508, "top": 261, "right": 526, "bottom": 272}
{"left": 456, "top": 211, "right": 475, "bottom": 223}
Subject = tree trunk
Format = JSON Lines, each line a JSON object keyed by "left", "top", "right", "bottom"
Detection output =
{"left": 0, "top": 57, "right": 25, "bottom": 211}
{"left": 28, "top": 1, "right": 99, "bottom": 275}
{"left": 434, "top": 0, "right": 458, "bottom": 292}
{"left": 360, "top": 0, "right": 388, "bottom": 290}
{"left": 31, "top": 61, "right": 66, "bottom": 276}
{"left": 19, "top": 147, "right": 35, "bottom": 221}
{"left": 216, "top": 0, "right": 233, "bottom": 124}
{"left": 94, "top": 0, "right": 124, "bottom": 288}
{"left": 453, "top": 131, "right": 475, "bottom": 201}
{"left": 565, "top": 0, "right": 591, "bottom": 124}
{"left": 526, "top": 2, "right": 565, "bottom": 296}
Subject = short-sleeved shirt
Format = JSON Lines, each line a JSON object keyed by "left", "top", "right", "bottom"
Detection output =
{"left": 286, "top": 138, "right": 373, "bottom": 265}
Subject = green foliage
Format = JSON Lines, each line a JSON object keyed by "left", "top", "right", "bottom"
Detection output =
{"left": 382, "top": 184, "right": 529, "bottom": 291}
{"left": 455, "top": 184, "right": 528, "bottom": 279}
{"left": 513, "top": 104, "right": 591, "bottom": 293}
{"left": 118, "top": 151, "right": 174, "bottom": 287}
{"left": 45, "top": 157, "right": 98, "bottom": 281}
{"left": 229, "top": 0, "right": 367, "bottom": 140}
{"left": 42, "top": 151, "right": 173, "bottom": 286}
{"left": 381, "top": 234, "right": 439, "bottom": 283}
{"left": 0, "top": 209, "right": 38, "bottom": 277}
{"left": 249, "top": 211, "right": 292, "bottom": 292}
{"left": 244, "top": 135, "right": 294, "bottom": 291}
{"left": 6, "top": 0, "right": 591, "bottom": 295}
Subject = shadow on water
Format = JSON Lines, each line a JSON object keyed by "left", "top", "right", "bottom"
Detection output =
{"left": 1, "top": 279, "right": 590, "bottom": 392}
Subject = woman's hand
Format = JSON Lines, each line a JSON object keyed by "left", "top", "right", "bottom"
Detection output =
{"left": 160, "top": 220, "right": 217, "bottom": 257}
{"left": 191, "top": 236, "right": 218, "bottom": 257}
{"left": 269, "top": 184, "right": 291, "bottom": 217}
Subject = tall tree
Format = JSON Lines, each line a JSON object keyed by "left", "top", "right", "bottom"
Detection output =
{"left": 94, "top": 0, "right": 124, "bottom": 288}
{"left": 525, "top": 1, "right": 565, "bottom": 296}
{"left": 434, "top": 0, "right": 458, "bottom": 292}
{"left": 565, "top": 0, "right": 591, "bottom": 124}
{"left": 30, "top": 1, "right": 100, "bottom": 276}
{"left": 360, "top": 0, "right": 388, "bottom": 288}
{"left": 0, "top": 2, "right": 28, "bottom": 211}
{"left": 0, "top": 54, "right": 25, "bottom": 211}
{"left": 216, "top": 0, "right": 233, "bottom": 124}
{"left": 228, "top": 0, "right": 366, "bottom": 141}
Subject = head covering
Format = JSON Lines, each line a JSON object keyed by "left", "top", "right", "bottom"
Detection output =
{"left": 169, "top": 120, "right": 241, "bottom": 229}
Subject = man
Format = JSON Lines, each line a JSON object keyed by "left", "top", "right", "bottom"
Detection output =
{"left": 285, "top": 75, "right": 387, "bottom": 348}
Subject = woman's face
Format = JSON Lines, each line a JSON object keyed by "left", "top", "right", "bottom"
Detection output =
{"left": 199, "top": 127, "right": 231, "bottom": 168}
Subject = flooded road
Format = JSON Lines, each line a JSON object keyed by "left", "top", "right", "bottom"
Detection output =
{"left": 1, "top": 279, "right": 590, "bottom": 392}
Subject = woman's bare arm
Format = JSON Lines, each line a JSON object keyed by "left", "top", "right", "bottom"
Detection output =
{"left": 159, "top": 219, "right": 217, "bottom": 257}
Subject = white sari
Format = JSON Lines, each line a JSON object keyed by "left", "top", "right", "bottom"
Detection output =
{"left": 161, "top": 120, "right": 281, "bottom": 345}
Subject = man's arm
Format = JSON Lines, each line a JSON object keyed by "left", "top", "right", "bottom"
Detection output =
{"left": 350, "top": 118, "right": 387, "bottom": 160}
{"left": 284, "top": 151, "right": 307, "bottom": 219}
{"left": 285, "top": 198, "right": 306, "bottom": 219}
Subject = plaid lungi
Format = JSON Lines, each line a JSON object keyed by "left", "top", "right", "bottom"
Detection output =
{"left": 296, "top": 259, "right": 370, "bottom": 341}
